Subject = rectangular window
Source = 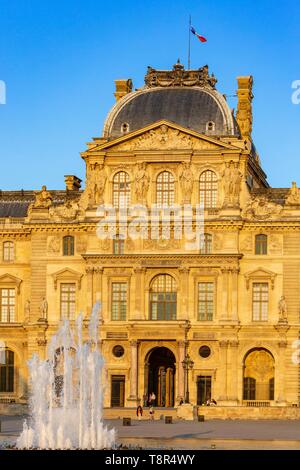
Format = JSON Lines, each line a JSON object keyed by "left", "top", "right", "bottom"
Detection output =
{"left": 252, "top": 283, "right": 268, "bottom": 321}
{"left": 111, "top": 283, "right": 127, "bottom": 321}
{"left": 198, "top": 282, "right": 214, "bottom": 321}
{"left": 111, "top": 375, "right": 125, "bottom": 407}
{"left": 60, "top": 283, "right": 76, "bottom": 320}
{"left": 3, "top": 242, "right": 14, "bottom": 262}
{"left": 0, "top": 289, "right": 15, "bottom": 322}
{"left": 113, "top": 238, "right": 125, "bottom": 255}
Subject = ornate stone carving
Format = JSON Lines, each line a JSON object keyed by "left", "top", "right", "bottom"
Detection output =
{"left": 29, "top": 186, "right": 52, "bottom": 212}
{"left": 240, "top": 234, "right": 253, "bottom": 253}
{"left": 113, "top": 125, "right": 217, "bottom": 151}
{"left": 269, "top": 235, "right": 282, "bottom": 254}
{"left": 213, "top": 233, "right": 223, "bottom": 251}
{"left": 134, "top": 162, "right": 150, "bottom": 203}
{"left": 145, "top": 61, "right": 217, "bottom": 89}
{"left": 49, "top": 199, "right": 82, "bottom": 221}
{"left": 236, "top": 76, "right": 253, "bottom": 138}
{"left": 243, "top": 196, "right": 282, "bottom": 220}
{"left": 79, "top": 163, "right": 107, "bottom": 209}
{"left": 76, "top": 237, "right": 87, "bottom": 254}
{"left": 222, "top": 161, "right": 242, "bottom": 207}
{"left": 285, "top": 182, "right": 300, "bottom": 205}
{"left": 278, "top": 296, "right": 288, "bottom": 323}
{"left": 143, "top": 238, "right": 181, "bottom": 250}
{"left": 47, "top": 236, "right": 61, "bottom": 254}
{"left": 24, "top": 299, "right": 30, "bottom": 323}
{"left": 179, "top": 162, "right": 194, "bottom": 203}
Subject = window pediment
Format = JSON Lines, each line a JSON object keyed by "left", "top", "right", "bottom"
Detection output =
{"left": 0, "top": 274, "right": 22, "bottom": 293}
{"left": 52, "top": 268, "right": 83, "bottom": 290}
{"left": 244, "top": 267, "right": 276, "bottom": 290}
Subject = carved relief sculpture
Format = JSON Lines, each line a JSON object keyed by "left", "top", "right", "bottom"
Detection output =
{"left": 134, "top": 162, "right": 150, "bottom": 203}
{"left": 93, "top": 163, "right": 107, "bottom": 205}
{"left": 179, "top": 162, "right": 194, "bottom": 203}
{"left": 29, "top": 185, "right": 53, "bottom": 211}
{"left": 243, "top": 196, "right": 282, "bottom": 220}
{"left": 39, "top": 297, "right": 48, "bottom": 321}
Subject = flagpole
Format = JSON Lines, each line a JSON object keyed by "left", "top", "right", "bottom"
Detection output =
{"left": 188, "top": 14, "right": 191, "bottom": 70}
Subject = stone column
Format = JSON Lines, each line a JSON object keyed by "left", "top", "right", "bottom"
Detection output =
{"left": 177, "top": 340, "right": 186, "bottom": 402}
{"left": 218, "top": 340, "right": 228, "bottom": 403}
{"left": 133, "top": 267, "right": 146, "bottom": 320}
{"left": 178, "top": 267, "right": 190, "bottom": 320}
{"left": 227, "top": 340, "right": 239, "bottom": 404}
{"left": 220, "top": 268, "right": 229, "bottom": 321}
{"left": 276, "top": 339, "right": 287, "bottom": 404}
{"left": 128, "top": 340, "right": 139, "bottom": 404}
{"left": 85, "top": 266, "right": 94, "bottom": 318}
{"left": 231, "top": 268, "right": 239, "bottom": 322}
{"left": 93, "top": 267, "right": 103, "bottom": 306}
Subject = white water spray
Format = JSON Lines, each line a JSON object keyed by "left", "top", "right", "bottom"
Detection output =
{"left": 17, "top": 303, "right": 116, "bottom": 449}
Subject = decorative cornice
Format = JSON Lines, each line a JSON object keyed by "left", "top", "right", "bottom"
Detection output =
{"left": 145, "top": 62, "right": 217, "bottom": 89}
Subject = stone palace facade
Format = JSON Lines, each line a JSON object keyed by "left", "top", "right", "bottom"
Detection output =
{"left": 0, "top": 61, "right": 300, "bottom": 414}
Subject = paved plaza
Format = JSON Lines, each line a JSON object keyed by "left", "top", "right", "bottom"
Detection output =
{"left": 1, "top": 415, "right": 300, "bottom": 449}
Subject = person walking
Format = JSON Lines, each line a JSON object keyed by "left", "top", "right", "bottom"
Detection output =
{"left": 136, "top": 405, "right": 143, "bottom": 421}
{"left": 149, "top": 406, "right": 154, "bottom": 421}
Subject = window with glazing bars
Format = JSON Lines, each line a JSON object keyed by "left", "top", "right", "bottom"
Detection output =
{"left": 199, "top": 170, "right": 217, "bottom": 209}
{"left": 113, "top": 235, "right": 125, "bottom": 254}
{"left": 0, "top": 289, "right": 15, "bottom": 322}
{"left": 60, "top": 283, "right": 76, "bottom": 319}
{"left": 3, "top": 241, "right": 14, "bottom": 262}
{"left": 0, "top": 349, "right": 14, "bottom": 392}
{"left": 255, "top": 234, "right": 267, "bottom": 255}
{"left": 156, "top": 171, "right": 175, "bottom": 207}
{"left": 252, "top": 282, "right": 268, "bottom": 321}
{"left": 150, "top": 275, "right": 177, "bottom": 320}
{"left": 198, "top": 282, "right": 214, "bottom": 321}
{"left": 200, "top": 233, "right": 212, "bottom": 254}
{"left": 113, "top": 172, "right": 131, "bottom": 208}
{"left": 111, "top": 283, "right": 127, "bottom": 320}
{"left": 63, "top": 236, "right": 74, "bottom": 256}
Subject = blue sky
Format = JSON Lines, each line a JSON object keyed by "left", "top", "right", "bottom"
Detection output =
{"left": 0, "top": 0, "right": 299, "bottom": 190}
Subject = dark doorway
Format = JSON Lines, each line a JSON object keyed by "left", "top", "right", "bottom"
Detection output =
{"left": 111, "top": 375, "right": 125, "bottom": 407}
{"left": 197, "top": 376, "right": 211, "bottom": 405}
{"left": 147, "top": 347, "right": 175, "bottom": 407}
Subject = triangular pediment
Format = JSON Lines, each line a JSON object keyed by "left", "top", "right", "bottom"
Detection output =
{"left": 84, "top": 120, "right": 240, "bottom": 153}
{"left": 0, "top": 274, "right": 22, "bottom": 293}
{"left": 244, "top": 267, "right": 277, "bottom": 290}
{"left": 51, "top": 268, "right": 83, "bottom": 290}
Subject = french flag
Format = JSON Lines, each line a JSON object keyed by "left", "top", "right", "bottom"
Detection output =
{"left": 190, "top": 26, "right": 207, "bottom": 43}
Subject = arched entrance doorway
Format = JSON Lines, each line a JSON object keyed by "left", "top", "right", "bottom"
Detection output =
{"left": 146, "top": 347, "right": 176, "bottom": 407}
{"left": 243, "top": 348, "right": 275, "bottom": 401}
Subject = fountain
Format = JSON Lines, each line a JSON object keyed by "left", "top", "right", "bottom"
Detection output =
{"left": 17, "top": 303, "right": 116, "bottom": 449}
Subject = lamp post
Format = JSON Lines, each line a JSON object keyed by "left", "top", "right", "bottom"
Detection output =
{"left": 182, "top": 353, "right": 194, "bottom": 404}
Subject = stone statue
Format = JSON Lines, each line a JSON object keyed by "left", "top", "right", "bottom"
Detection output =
{"left": 232, "top": 162, "right": 243, "bottom": 205}
{"left": 222, "top": 162, "right": 234, "bottom": 206}
{"left": 32, "top": 186, "right": 53, "bottom": 209}
{"left": 180, "top": 162, "right": 194, "bottom": 203}
{"left": 93, "top": 163, "right": 107, "bottom": 205}
{"left": 285, "top": 182, "right": 300, "bottom": 205}
{"left": 278, "top": 296, "right": 288, "bottom": 323}
{"left": 135, "top": 162, "right": 149, "bottom": 202}
{"left": 39, "top": 297, "right": 48, "bottom": 321}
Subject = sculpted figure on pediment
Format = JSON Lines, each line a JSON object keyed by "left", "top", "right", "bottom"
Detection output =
{"left": 285, "top": 182, "right": 300, "bottom": 205}
{"left": 243, "top": 196, "right": 282, "bottom": 220}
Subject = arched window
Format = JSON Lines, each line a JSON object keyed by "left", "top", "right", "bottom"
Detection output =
{"left": 243, "top": 349, "right": 274, "bottom": 401}
{"left": 156, "top": 171, "right": 175, "bottom": 207}
{"left": 199, "top": 170, "right": 218, "bottom": 209}
{"left": 255, "top": 234, "right": 267, "bottom": 255}
{"left": 200, "top": 233, "right": 212, "bottom": 254}
{"left": 150, "top": 274, "right": 177, "bottom": 320}
{"left": 113, "top": 171, "right": 131, "bottom": 208}
{"left": 63, "top": 236, "right": 74, "bottom": 256}
{"left": 0, "top": 349, "right": 14, "bottom": 392}
{"left": 3, "top": 241, "right": 14, "bottom": 262}
{"left": 121, "top": 123, "right": 129, "bottom": 134}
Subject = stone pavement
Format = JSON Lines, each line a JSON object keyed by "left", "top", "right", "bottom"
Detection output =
{"left": 1, "top": 415, "right": 300, "bottom": 449}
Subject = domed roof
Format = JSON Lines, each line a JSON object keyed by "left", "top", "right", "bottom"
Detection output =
{"left": 103, "top": 63, "right": 239, "bottom": 139}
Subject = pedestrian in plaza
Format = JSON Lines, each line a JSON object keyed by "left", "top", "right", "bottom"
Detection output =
{"left": 136, "top": 405, "right": 143, "bottom": 420}
{"left": 149, "top": 406, "right": 155, "bottom": 421}
{"left": 150, "top": 391, "right": 156, "bottom": 406}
